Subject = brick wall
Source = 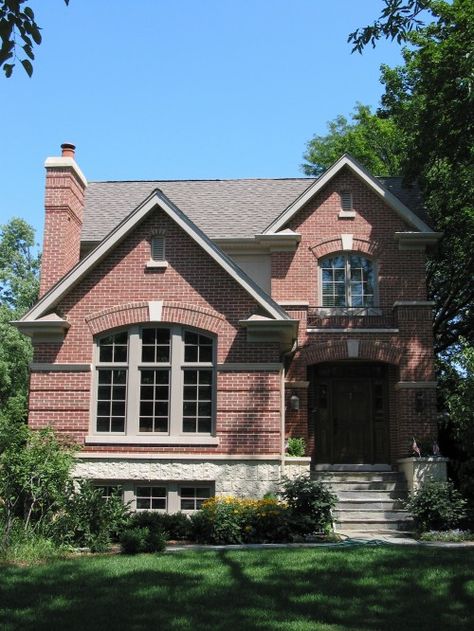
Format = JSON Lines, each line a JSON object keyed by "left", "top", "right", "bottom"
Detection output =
{"left": 273, "top": 169, "right": 438, "bottom": 462}
{"left": 30, "top": 210, "right": 282, "bottom": 456}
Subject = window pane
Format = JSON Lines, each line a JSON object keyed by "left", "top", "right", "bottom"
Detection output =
{"left": 151, "top": 498, "right": 166, "bottom": 510}
{"left": 97, "top": 418, "right": 110, "bottom": 432}
{"left": 99, "top": 332, "right": 128, "bottom": 363}
{"left": 114, "top": 346, "right": 127, "bottom": 363}
{"left": 184, "top": 371, "right": 197, "bottom": 384}
{"left": 139, "top": 418, "right": 153, "bottom": 432}
{"left": 98, "top": 371, "right": 112, "bottom": 384}
{"left": 111, "top": 418, "right": 125, "bottom": 432}
{"left": 98, "top": 386, "right": 111, "bottom": 400}
{"left": 142, "top": 328, "right": 156, "bottom": 344}
{"left": 97, "top": 401, "right": 110, "bottom": 416}
{"left": 200, "top": 346, "right": 212, "bottom": 362}
{"left": 181, "top": 499, "right": 195, "bottom": 510}
{"left": 184, "top": 332, "right": 198, "bottom": 345}
{"left": 142, "top": 346, "right": 155, "bottom": 362}
{"left": 141, "top": 370, "right": 154, "bottom": 384}
{"left": 198, "top": 418, "right": 212, "bottom": 433}
{"left": 99, "top": 346, "right": 113, "bottom": 362}
{"left": 136, "top": 498, "right": 149, "bottom": 510}
{"left": 185, "top": 345, "right": 198, "bottom": 362}
{"left": 183, "top": 419, "right": 195, "bottom": 432}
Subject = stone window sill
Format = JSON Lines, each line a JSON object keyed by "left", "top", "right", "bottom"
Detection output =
{"left": 85, "top": 435, "right": 219, "bottom": 446}
{"left": 145, "top": 260, "right": 169, "bottom": 269}
{"left": 338, "top": 210, "right": 356, "bottom": 219}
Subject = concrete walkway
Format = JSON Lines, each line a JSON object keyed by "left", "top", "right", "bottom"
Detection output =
{"left": 165, "top": 534, "right": 474, "bottom": 552}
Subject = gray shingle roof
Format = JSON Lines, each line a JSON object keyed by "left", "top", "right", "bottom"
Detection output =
{"left": 81, "top": 176, "right": 427, "bottom": 243}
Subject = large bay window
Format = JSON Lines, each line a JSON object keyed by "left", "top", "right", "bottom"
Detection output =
{"left": 94, "top": 326, "right": 215, "bottom": 439}
{"left": 321, "top": 254, "right": 376, "bottom": 308}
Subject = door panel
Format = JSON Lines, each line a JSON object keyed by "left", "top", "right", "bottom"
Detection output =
{"left": 311, "top": 363, "right": 389, "bottom": 464}
{"left": 333, "top": 380, "right": 371, "bottom": 463}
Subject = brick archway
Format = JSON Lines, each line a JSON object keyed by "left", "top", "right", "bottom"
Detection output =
{"left": 85, "top": 301, "right": 225, "bottom": 335}
{"left": 296, "top": 339, "right": 402, "bottom": 367}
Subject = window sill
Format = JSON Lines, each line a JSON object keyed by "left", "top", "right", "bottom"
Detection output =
{"left": 85, "top": 435, "right": 220, "bottom": 446}
{"left": 145, "top": 260, "right": 169, "bottom": 269}
{"left": 338, "top": 210, "right": 356, "bottom": 219}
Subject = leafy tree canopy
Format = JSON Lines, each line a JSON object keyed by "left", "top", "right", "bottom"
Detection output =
{"left": 301, "top": 103, "right": 403, "bottom": 177}
{"left": 0, "top": 218, "right": 40, "bottom": 424}
{"left": 0, "top": 0, "right": 69, "bottom": 77}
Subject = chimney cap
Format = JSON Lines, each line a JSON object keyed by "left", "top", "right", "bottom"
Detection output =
{"left": 61, "top": 143, "right": 76, "bottom": 159}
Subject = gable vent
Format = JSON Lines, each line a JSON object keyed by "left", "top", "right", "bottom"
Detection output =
{"left": 151, "top": 236, "right": 166, "bottom": 261}
{"left": 340, "top": 191, "right": 353, "bottom": 212}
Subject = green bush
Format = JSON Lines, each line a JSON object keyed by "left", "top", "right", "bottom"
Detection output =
{"left": 49, "top": 480, "right": 131, "bottom": 551}
{"left": 0, "top": 519, "right": 68, "bottom": 565}
{"left": 406, "top": 480, "right": 467, "bottom": 532}
{"left": 119, "top": 525, "right": 166, "bottom": 554}
{"left": 130, "top": 511, "right": 192, "bottom": 540}
{"left": 191, "top": 497, "right": 245, "bottom": 544}
{"left": 120, "top": 527, "right": 150, "bottom": 554}
{"left": 418, "top": 529, "right": 474, "bottom": 542}
{"left": 286, "top": 437, "right": 306, "bottom": 457}
{"left": 280, "top": 475, "right": 337, "bottom": 534}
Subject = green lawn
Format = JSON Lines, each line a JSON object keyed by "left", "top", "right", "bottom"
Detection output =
{"left": 1, "top": 546, "right": 473, "bottom": 630}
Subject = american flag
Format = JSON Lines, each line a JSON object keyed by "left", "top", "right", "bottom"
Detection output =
{"left": 412, "top": 438, "right": 421, "bottom": 457}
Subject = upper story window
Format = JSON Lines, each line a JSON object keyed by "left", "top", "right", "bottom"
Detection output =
{"left": 321, "top": 254, "right": 375, "bottom": 307}
{"left": 94, "top": 326, "right": 215, "bottom": 437}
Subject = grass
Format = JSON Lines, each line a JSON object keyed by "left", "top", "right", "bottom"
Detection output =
{"left": 0, "top": 546, "right": 473, "bottom": 630}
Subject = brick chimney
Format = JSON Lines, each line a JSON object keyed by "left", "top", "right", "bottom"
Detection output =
{"left": 39, "top": 143, "right": 88, "bottom": 297}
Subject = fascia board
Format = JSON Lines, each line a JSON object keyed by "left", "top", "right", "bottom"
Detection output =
{"left": 22, "top": 190, "right": 289, "bottom": 323}
{"left": 264, "top": 154, "right": 433, "bottom": 234}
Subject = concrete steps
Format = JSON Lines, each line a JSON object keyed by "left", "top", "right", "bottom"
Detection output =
{"left": 312, "top": 468, "right": 413, "bottom": 533}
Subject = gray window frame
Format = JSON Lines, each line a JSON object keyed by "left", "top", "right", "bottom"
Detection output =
{"left": 91, "top": 325, "right": 216, "bottom": 438}
{"left": 132, "top": 482, "right": 214, "bottom": 513}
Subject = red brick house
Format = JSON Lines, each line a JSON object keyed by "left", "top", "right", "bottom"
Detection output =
{"left": 15, "top": 143, "right": 442, "bottom": 517}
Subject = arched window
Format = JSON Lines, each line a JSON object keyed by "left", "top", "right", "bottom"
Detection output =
{"left": 94, "top": 326, "right": 215, "bottom": 438}
{"left": 321, "top": 254, "right": 375, "bottom": 307}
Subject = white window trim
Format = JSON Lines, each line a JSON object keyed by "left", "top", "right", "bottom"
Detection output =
{"left": 89, "top": 325, "right": 217, "bottom": 443}
{"left": 318, "top": 253, "right": 379, "bottom": 310}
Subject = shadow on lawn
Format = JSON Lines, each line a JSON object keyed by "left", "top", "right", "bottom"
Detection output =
{"left": 0, "top": 546, "right": 473, "bottom": 631}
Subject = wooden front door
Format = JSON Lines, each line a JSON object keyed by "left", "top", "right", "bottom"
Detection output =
{"left": 310, "top": 363, "right": 389, "bottom": 464}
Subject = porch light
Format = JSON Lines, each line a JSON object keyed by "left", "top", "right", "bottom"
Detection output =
{"left": 290, "top": 392, "right": 300, "bottom": 411}
{"left": 415, "top": 391, "right": 425, "bottom": 414}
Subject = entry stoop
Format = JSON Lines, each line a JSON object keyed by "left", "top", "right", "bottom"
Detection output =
{"left": 311, "top": 467, "right": 414, "bottom": 535}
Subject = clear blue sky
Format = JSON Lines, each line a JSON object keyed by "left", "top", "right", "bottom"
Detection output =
{"left": 0, "top": 0, "right": 402, "bottom": 243}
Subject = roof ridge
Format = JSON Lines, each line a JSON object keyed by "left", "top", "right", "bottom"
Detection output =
{"left": 88, "top": 177, "right": 315, "bottom": 184}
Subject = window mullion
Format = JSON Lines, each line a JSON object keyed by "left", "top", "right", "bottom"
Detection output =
{"left": 127, "top": 326, "right": 140, "bottom": 436}
{"left": 169, "top": 326, "right": 183, "bottom": 435}
{"left": 346, "top": 255, "right": 351, "bottom": 307}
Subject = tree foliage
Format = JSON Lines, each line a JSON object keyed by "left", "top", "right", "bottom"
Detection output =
{"left": 0, "top": 0, "right": 69, "bottom": 77}
{"left": 0, "top": 218, "right": 40, "bottom": 424}
{"left": 302, "top": 103, "right": 403, "bottom": 176}
{"left": 348, "top": 0, "right": 436, "bottom": 53}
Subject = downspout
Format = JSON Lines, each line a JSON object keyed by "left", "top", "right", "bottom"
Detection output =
{"left": 280, "top": 339, "right": 298, "bottom": 477}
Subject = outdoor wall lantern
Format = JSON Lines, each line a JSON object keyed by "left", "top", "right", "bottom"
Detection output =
{"left": 415, "top": 391, "right": 425, "bottom": 414}
{"left": 290, "top": 392, "right": 300, "bottom": 411}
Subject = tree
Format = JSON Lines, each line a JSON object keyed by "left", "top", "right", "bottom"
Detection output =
{"left": 345, "top": 0, "right": 474, "bottom": 498}
{"left": 0, "top": 0, "right": 69, "bottom": 77}
{"left": 0, "top": 218, "right": 40, "bottom": 424}
{"left": 302, "top": 103, "right": 403, "bottom": 177}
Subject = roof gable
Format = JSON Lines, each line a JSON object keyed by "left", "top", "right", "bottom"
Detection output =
{"left": 263, "top": 154, "right": 434, "bottom": 234}
{"left": 21, "top": 189, "right": 291, "bottom": 323}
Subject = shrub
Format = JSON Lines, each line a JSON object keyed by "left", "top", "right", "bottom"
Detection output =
{"left": 406, "top": 480, "right": 467, "bottom": 532}
{"left": 119, "top": 525, "right": 166, "bottom": 554}
{"left": 0, "top": 519, "right": 68, "bottom": 565}
{"left": 280, "top": 475, "right": 337, "bottom": 534}
{"left": 190, "top": 496, "right": 293, "bottom": 544}
{"left": 49, "top": 480, "right": 131, "bottom": 551}
{"left": 286, "top": 437, "right": 306, "bottom": 457}
{"left": 418, "top": 529, "right": 474, "bottom": 542}
{"left": 120, "top": 527, "right": 150, "bottom": 554}
{"left": 130, "top": 511, "right": 192, "bottom": 540}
